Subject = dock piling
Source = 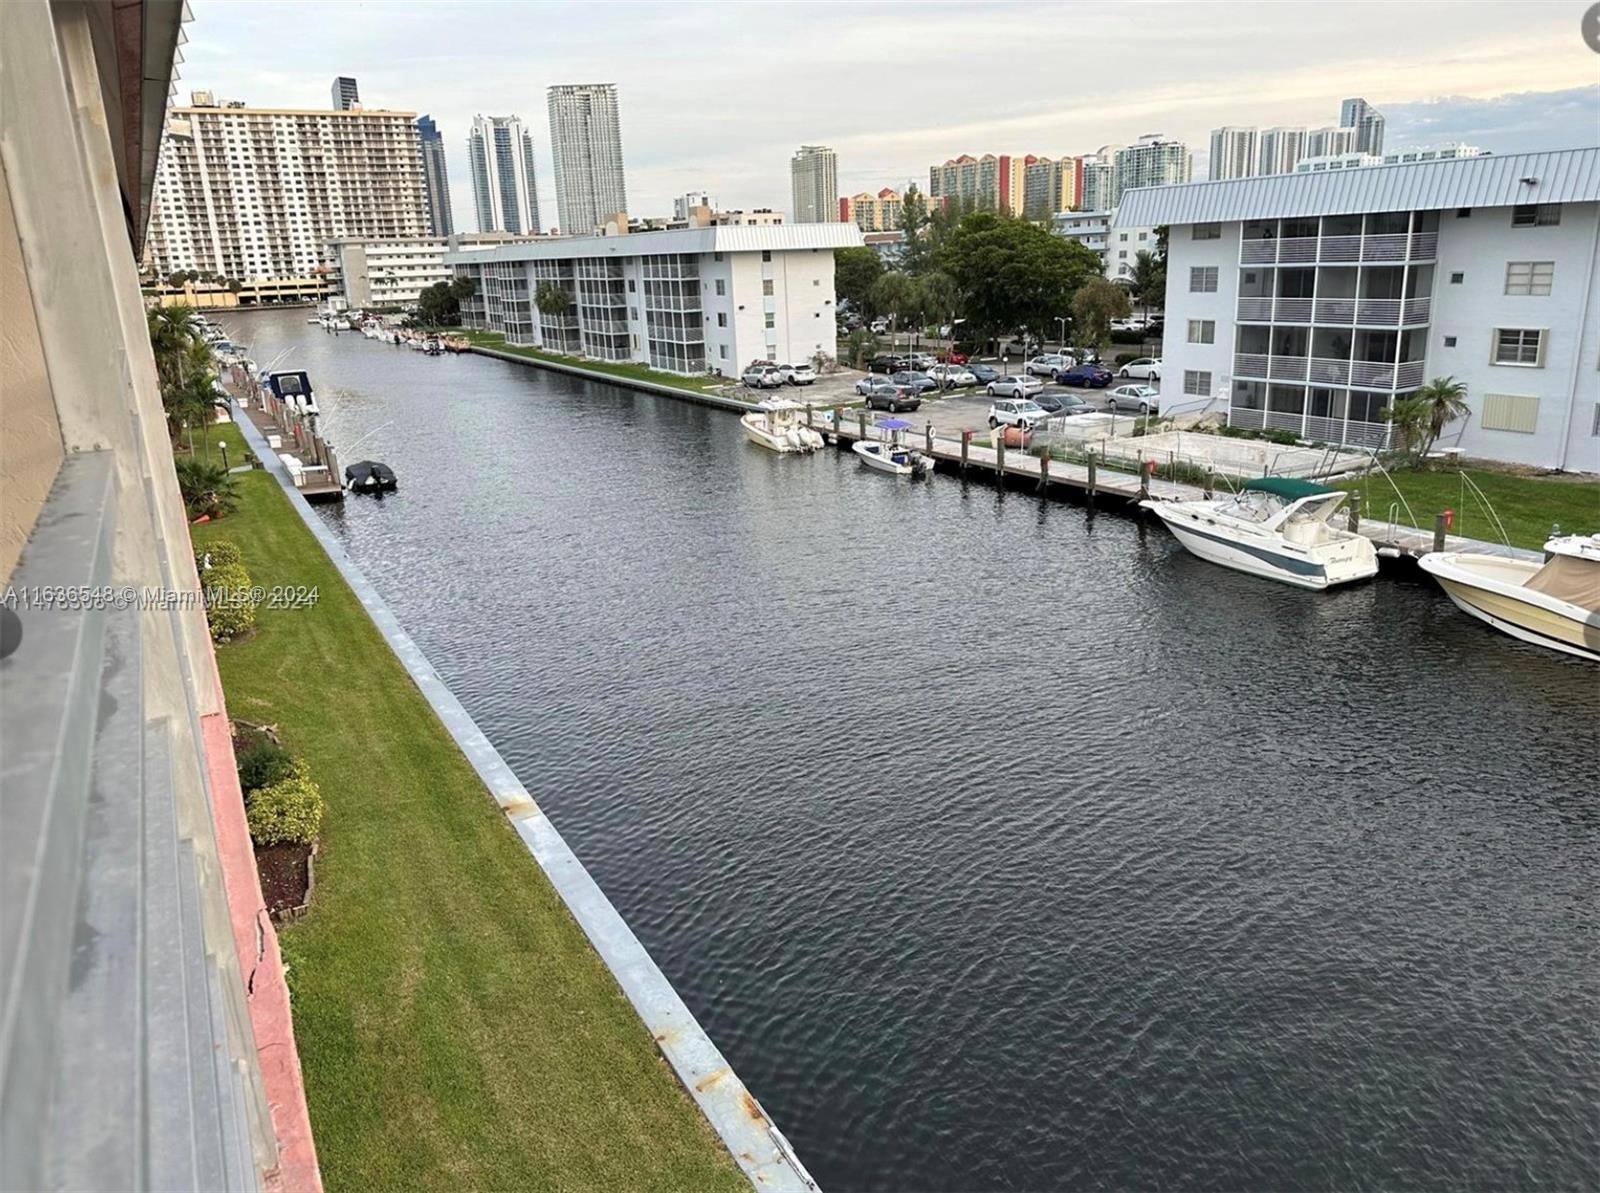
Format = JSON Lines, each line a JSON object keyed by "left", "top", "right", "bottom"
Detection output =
{"left": 1038, "top": 451, "right": 1049, "bottom": 493}
{"left": 1348, "top": 491, "right": 1362, "bottom": 533}
{"left": 996, "top": 435, "right": 1006, "bottom": 483}
{"left": 857, "top": 410, "right": 867, "bottom": 444}
{"left": 961, "top": 430, "right": 970, "bottom": 476}
{"left": 925, "top": 422, "right": 934, "bottom": 453}
{"left": 1087, "top": 451, "right": 1097, "bottom": 504}
{"left": 1433, "top": 512, "right": 1448, "bottom": 553}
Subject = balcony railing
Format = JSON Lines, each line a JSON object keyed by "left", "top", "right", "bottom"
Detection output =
{"left": 1396, "top": 359, "right": 1426, "bottom": 388}
{"left": 1274, "top": 297, "right": 1313, "bottom": 322}
{"left": 1350, "top": 360, "right": 1396, "bottom": 387}
{"left": 1320, "top": 235, "right": 1362, "bottom": 262}
{"left": 1269, "top": 354, "right": 1309, "bottom": 381}
{"left": 1233, "top": 352, "right": 1269, "bottom": 377}
{"left": 1307, "top": 357, "right": 1351, "bottom": 385}
{"left": 1237, "top": 297, "right": 1274, "bottom": 321}
{"left": 1237, "top": 231, "right": 1437, "bottom": 265}
{"left": 1409, "top": 231, "right": 1438, "bottom": 259}
{"left": 1314, "top": 298, "right": 1356, "bottom": 322}
{"left": 1402, "top": 297, "right": 1431, "bottom": 325}
{"left": 644, "top": 294, "right": 702, "bottom": 312}
{"left": 1276, "top": 237, "right": 1319, "bottom": 263}
{"left": 1361, "top": 233, "right": 1408, "bottom": 261}
{"left": 1356, "top": 298, "right": 1402, "bottom": 324}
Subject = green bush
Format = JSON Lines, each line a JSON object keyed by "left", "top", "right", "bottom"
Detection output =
{"left": 175, "top": 456, "right": 238, "bottom": 520}
{"left": 1114, "top": 352, "right": 1139, "bottom": 366}
{"left": 247, "top": 759, "right": 325, "bottom": 846}
{"left": 203, "top": 560, "right": 257, "bottom": 642}
{"left": 200, "top": 538, "right": 243, "bottom": 572}
{"left": 237, "top": 737, "right": 295, "bottom": 795}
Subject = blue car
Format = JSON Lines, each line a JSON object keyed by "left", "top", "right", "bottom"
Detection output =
{"left": 1055, "top": 363, "right": 1113, "bottom": 388}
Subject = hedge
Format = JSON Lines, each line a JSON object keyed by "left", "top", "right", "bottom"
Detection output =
{"left": 246, "top": 759, "right": 325, "bottom": 846}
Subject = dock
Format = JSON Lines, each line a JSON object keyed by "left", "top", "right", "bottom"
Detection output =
{"left": 221, "top": 366, "right": 345, "bottom": 503}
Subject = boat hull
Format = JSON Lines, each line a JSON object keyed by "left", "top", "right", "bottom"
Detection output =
{"left": 1419, "top": 553, "right": 1600, "bottom": 662}
{"left": 740, "top": 415, "right": 822, "bottom": 453}
{"left": 851, "top": 440, "right": 922, "bottom": 476}
{"left": 1144, "top": 503, "right": 1377, "bottom": 590}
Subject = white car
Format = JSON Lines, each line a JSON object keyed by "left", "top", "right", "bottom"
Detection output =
{"left": 1025, "top": 353, "right": 1074, "bottom": 377}
{"left": 742, "top": 365, "right": 784, "bottom": 388}
{"left": 778, "top": 362, "right": 817, "bottom": 385}
{"left": 926, "top": 364, "right": 977, "bottom": 387}
{"left": 988, "top": 398, "right": 1049, "bottom": 429}
{"left": 1106, "top": 383, "right": 1160, "bottom": 413}
{"left": 986, "top": 374, "right": 1044, "bottom": 400}
{"left": 1118, "top": 357, "right": 1162, "bottom": 381}
{"left": 1110, "top": 318, "right": 1148, "bottom": 332}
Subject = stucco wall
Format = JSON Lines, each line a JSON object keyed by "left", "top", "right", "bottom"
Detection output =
{"left": 0, "top": 156, "right": 64, "bottom": 582}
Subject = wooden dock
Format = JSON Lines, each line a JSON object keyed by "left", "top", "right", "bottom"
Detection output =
{"left": 221, "top": 367, "right": 344, "bottom": 503}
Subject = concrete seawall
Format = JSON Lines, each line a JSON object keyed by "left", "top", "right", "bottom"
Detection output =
{"left": 468, "top": 345, "right": 760, "bottom": 414}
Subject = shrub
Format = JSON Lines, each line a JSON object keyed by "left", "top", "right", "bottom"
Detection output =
{"left": 203, "top": 560, "right": 257, "bottom": 642}
{"left": 237, "top": 737, "right": 295, "bottom": 795}
{"left": 200, "top": 538, "right": 242, "bottom": 572}
{"left": 175, "top": 457, "right": 238, "bottom": 520}
{"left": 1114, "top": 352, "right": 1139, "bottom": 366}
{"left": 247, "top": 759, "right": 325, "bottom": 846}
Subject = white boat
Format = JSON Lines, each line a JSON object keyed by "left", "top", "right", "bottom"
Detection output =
{"left": 851, "top": 418, "right": 933, "bottom": 477}
{"left": 1141, "top": 477, "right": 1378, "bottom": 590}
{"left": 1418, "top": 533, "right": 1600, "bottom": 662}
{"left": 740, "top": 397, "right": 825, "bottom": 453}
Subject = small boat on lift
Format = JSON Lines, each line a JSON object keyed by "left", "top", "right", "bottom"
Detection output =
{"left": 851, "top": 418, "right": 933, "bottom": 477}
{"left": 1419, "top": 532, "right": 1600, "bottom": 661}
{"left": 1141, "top": 477, "right": 1378, "bottom": 590}
{"left": 344, "top": 460, "right": 398, "bottom": 495}
{"left": 740, "top": 397, "right": 825, "bottom": 453}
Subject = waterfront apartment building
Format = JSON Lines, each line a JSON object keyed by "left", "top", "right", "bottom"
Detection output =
{"left": 1112, "top": 135, "right": 1192, "bottom": 207}
{"left": 448, "top": 223, "right": 862, "bottom": 376}
{"left": 1022, "top": 156, "right": 1082, "bottom": 220}
{"left": 548, "top": 83, "right": 628, "bottom": 234}
{"left": 841, "top": 188, "right": 904, "bottom": 232}
{"left": 929, "top": 153, "right": 1023, "bottom": 213}
{"left": 326, "top": 236, "right": 452, "bottom": 307}
{"left": 791, "top": 145, "right": 840, "bottom": 223}
{"left": 147, "top": 94, "right": 428, "bottom": 282}
{"left": 1115, "top": 147, "right": 1600, "bottom": 470}
{"left": 332, "top": 74, "right": 360, "bottom": 110}
{"left": 1341, "top": 96, "right": 1387, "bottom": 156}
{"left": 1209, "top": 127, "right": 1259, "bottom": 181}
{"left": 418, "top": 114, "right": 455, "bottom": 236}
{"left": 468, "top": 114, "right": 541, "bottom": 235}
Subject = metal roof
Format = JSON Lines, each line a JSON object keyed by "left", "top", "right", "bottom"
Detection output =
{"left": 446, "top": 222, "right": 862, "bottom": 264}
{"left": 1114, "top": 146, "right": 1600, "bottom": 227}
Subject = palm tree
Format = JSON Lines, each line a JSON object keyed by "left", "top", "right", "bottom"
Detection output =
{"left": 1412, "top": 376, "right": 1470, "bottom": 458}
{"left": 1129, "top": 250, "right": 1165, "bottom": 322}
{"left": 1380, "top": 395, "right": 1431, "bottom": 460}
{"left": 870, "top": 271, "right": 916, "bottom": 346}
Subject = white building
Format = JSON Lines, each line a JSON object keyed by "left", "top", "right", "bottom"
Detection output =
{"left": 1079, "top": 156, "right": 1115, "bottom": 213}
{"left": 1258, "top": 127, "right": 1308, "bottom": 176}
{"left": 447, "top": 223, "right": 862, "bottom": 376}
{"left": 1115, "top": 147, "right": 1600, "bottom": 470}
{"left": 326, "top": 237, "right": 452, "bottom": 308}
{"left": 547, "top": 83, "right": 628, "bottom": 235}
{"left": 1382, "top": 142, "right": 1483, "bottom": 165}
{"left": 468, "top": 115, "right": 541, "bottom": 235}
{"left": 1053, "top": 210, "right": 1158, "bottom": 283}
{"left": 1112, "top": 135, "right": 1191, "bottom": 206}
{"left": 1209, "top": 127, "right": 1258, "bottom": 180}
{"left": 148, "top": 95, "right": 429, "bottom": 282}
{"left": 1340, "top": 97, "right": 1386, "bottom": 156}
{"left": 674, "top": 191, "right": 717, "bottom": 220}
{"left": 791, "top": 145, "right": 840, "bottom": 223}
{"left": 1296, "top": 153, "right": 1382, "bottom": 173}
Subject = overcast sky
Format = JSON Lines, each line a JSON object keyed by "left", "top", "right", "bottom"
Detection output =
{"left": 180, "top": 0, "right": 1600, "bottom": 232}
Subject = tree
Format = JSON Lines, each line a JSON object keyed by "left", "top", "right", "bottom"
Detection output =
{"left": 1411, "top": 375, "right": 1471, "bottom": 458}
{"left": 939, "top": 210, "right": 1102, "bottom": 350}
{"left": 1070, "top": 277, "right": 1132, "bottom": 353}
{"left": 417, "top": 276, "right": 476, "bottom": 328}
{"left": 535, "top": 280, "right": 574, "bottom": 315}
{"left": 870, "top": 271, "right": 917, "bottom": 341}
{"left": 833, "top": 247, "right": 883, "bottom": 315}
{"left": 1382, "top": 395, "right": 1432, "bottom": 459}
{"left": 917, "top": 271, "right": 959, "bottom": 339}
{"left": 842, "top": 328, "right": 876, "bottom": 370}
{"left": 897, "top": 187, "right": 933, "bottom": 275}
{"left": 1129, "top": 250, "right": 1166, "bottom": 321}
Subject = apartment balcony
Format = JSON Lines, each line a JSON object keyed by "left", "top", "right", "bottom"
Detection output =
{"left": 1268, "top": 354, "right": 1309, "bottom": 381}
{"left": 1233, "top": 352, "right": 1269, "bottom": 378}
{"left": 1274, "top": 297, "right": 1312, "bottom": 322}
{"left": 1237, "top": 297, "right": 1275, "bottom": 322}
{"left": 1307, "top": 357, "right": 1351, "bottom": 385}
{"left": 1313, "top": 297, "right": 1357, "bottom": 322}
{"left": 1237, "top": 231, "right": 1438, "bottom": 266}
{"left": 644, "top": 294, "right": 702, "bottom": 313}
{"left": 1242, "top": 295, "right": 1433, "bottom": 327}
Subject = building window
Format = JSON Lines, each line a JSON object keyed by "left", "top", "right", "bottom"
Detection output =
{"left": 1119, "top": 250, "right": 1127, "bottom": 259}
{"left": 764, "top": 313, "right": 775, "bottom": 329}
{"left": 716, "top": 312, "right": 727, "bottom": 327}
{"left": 1492, "top": 328, "right": 1544, "bottom": 366}
{"left": 761, "top": 250, "right": 772, "bottom": 262}
{"left": 1456, "top": 208, "right": 1471, "bottom": 218}
{"left": 1187, "top": 320, "right": 1215, "bottom": 344}
{"left": 629, "top": 307, "right": 638, "bottom": 320}
{"left": 1449, "top": 272, "right": 1464, "bottom": 284}
{"left": 1183, "top": 369, "right": 1212, "bottom": 396}
{"left": 1444, "top": 335, "right": 1457, "bottom": 347}
{"left": 1511, "top": 203, "right": 1560, "bottom": 227}
{"left": 719, "top": 344, "right": 728, "bottom": 359}
{"left": 1119, "top": 232, "right": 1128, "bottom": 242}
{"left": 1192, "top": 223, "right": 1221, "bottom": 240}
{"left": 715, "top": 279, "right": 726, "bottom": 296}
{"left": 1504, "top": 261, "right": 1554, "bottom": 296}
{"left": 627, "top": 278, "right": 636, "bottom": 291}
{"left": 762, "top": 279, "right": 774, "bottom": 296}
{"left": 1189, "top": 266, "right": 1218, "bottom": 293}
{"left": 713, "top": 252, "right": 723, "bottom": 262}
{"left": 1480, "top": 394, "right": 1540, "bottom": 433}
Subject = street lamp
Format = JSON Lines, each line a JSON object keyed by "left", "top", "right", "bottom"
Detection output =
{"left": 1055, "top": 316, "right": 1068, "bottom": 354}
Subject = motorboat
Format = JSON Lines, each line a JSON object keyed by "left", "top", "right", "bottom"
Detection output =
{"left": 851, "top": 418, "right": 933, "bottom": 477}
{"left": 1141, "top": 477, "right": 1378, "bottom": 590}
{"left": 1418, "top": 533, "right": 1600, "bottom": 661}
{"left": 345, "top": 460, "right": 398, "bottom": 495}
{"left": 740, "top": 397, "right": 824, "bottom": 453}
{"left": 263, "top": 369, "right": 320, "bottom": 417}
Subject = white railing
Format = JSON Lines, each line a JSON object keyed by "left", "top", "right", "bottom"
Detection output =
{"left": 1233, "top": 352, "right": 1269, "bottom": 377}
{"left": 1361, "top": 233, "right": 1409, "bottom": 261}
{"left": 1314, "top": 298, "right": 1357, "bottom": 323}
{"left": 1241, "top": 240, "right": 1277, "bottom": 264}
{"left": 1356, "top": 298, "right": 1402, "bottom": 324}
{"left": 1350, "top": 359, "right": 1395, "bottom": 387}
{"left": 1264, "top": 410, "right": 1305, "bottom": 434}
{"left": 1277, "top": 237, "right": 1319, "bottom": 263}
{"left": 645, "top": 295, "right": 702, "bottom": 312}
{"left": 1275, "top": 297, "right": 1313, "bottom": 322}
{"left": 1237, "top": 297, "right": 1274, "bottom": 321}
{"left": 1308, "top": 357, "right": 1351, "bottom": 385}
{"left": 1229, "top": 405, "right": 1266, "bottom": 430}
{"left": 1396, "top": 360, "right": 1426, "bottom": 388}
{"left": 1269, "top": 354, "right": 1310, "bottom": 380}
{"left": 1409, "top": 231, "right": 1438, "bottom": 258}
{"left": 1402, "top": 297, "right": 1431, "bottom": 325}
{"left": 1320, "top": 235, "right": 1362, "bottom": 262}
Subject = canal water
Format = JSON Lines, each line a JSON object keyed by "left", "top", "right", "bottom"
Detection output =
{"left": 231, "top": 310, "right": 1597, "bottom": 1191}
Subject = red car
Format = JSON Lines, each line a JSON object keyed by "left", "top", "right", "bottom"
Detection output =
{"left": 943, "top": 349, "right": 969, "bottom": 365}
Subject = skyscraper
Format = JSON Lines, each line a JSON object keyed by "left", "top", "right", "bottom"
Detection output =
{"left": 547, "top": 83, "right": 628, "bottom": 235}
{"left": 1340, "top": 97, "right": 1386, "bottom": 155}
{"left": 331, "top": 76, "right": 360, "bottom": 110}
{"left": 1111, "top": 135, "right": 1191, "bottom": 206}
{"left": 417, "top": 115, "right": 454, "bottom": 236}
{"left": 1021, "top": 156, "right": 1080, "bottom": 219}
{"left": 790, "top": 145, "right": 839, "bottom": 223}
{"left": 1208, "top": 126, "right": 1258, "bottom": 180}
{"left": 927, "top": 153, "right": 1023, "bottom": 213}
{"left": 1078, "top": 155, "right": 1114, "bottom": 212}
{"left": 1306, "top": 125, "right": 1358, "bottom": 158}
{"left": 468, "top": 115, "right": 541, "bottom": 235}
{"left": 1258, "top": 126, "right": 1308, "bottom": 175}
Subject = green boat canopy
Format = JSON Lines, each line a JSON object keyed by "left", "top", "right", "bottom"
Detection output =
{"left": 1242, "top": 476, "right": 1337, "bottom": 501}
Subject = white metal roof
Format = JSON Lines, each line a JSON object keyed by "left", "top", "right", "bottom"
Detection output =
{"left": 444, "top": 221, "right": 862, "bottom": 264}
{"left": 1114, "top": 146, "right": 1600, "bottom": 227}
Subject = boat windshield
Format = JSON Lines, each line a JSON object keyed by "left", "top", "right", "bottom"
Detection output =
{"left": 1214, "top": 490, "right": 1283, "bottom": 524}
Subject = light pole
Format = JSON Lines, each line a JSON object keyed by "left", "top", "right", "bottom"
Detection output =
{"left": 1055, "top": 316, "right": 1068, "bottom": 355}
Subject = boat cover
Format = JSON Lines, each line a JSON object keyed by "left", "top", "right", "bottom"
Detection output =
{"left": 345, "top": 460, "right": 396, "bottom": 485}
{"left": 878, "top": 418, "right": 914, "bottom": 430}
{"left": 1524, "top": 554, "right": 1600, "bottom": 612}
{"left": 1242, "top": 476, "right": 1334, "bottom": 501}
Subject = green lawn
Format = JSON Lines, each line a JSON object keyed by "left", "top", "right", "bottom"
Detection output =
{"left": 191, "top": 458, "right": 743, "bottom": 1192}
{"left": 1335, "top": 466, "right": 1599, "bottom": 551}
{"left": 459, "top": 330, "right": 728, "bottom": 394}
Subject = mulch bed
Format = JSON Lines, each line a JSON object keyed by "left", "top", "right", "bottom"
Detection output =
{"left": 255, "top": 842, "right": 315, "bottom": 922}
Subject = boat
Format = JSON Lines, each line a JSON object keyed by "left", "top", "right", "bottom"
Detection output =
{"left": 344, "top": 460, "right": 398, "bottom": 495}
{"left": 1140, "top": 477, "right": 1378, "bottom": 590}
{"left": 1418, "top": 533, "right": 1600, "bottom": 661}
{"left": 851, "top": 418, "right": 933, "bottom": 477}
{"left": 263, "top": 369, "right": 319, "bottom": 417}
{"left": 740, "top": 397, "right": 825, "bottom": 453}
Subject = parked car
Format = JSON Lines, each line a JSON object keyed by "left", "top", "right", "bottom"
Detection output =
{"left": 863, "top": 383, "right": 921, "bottom": 413}
{"left": 1034, "top": 392, "right": 1095, "bottom": 416}
{"left": 1056, "top": 363, "right": 1113, "bottom": 388}
{"left": 870, "top": 318, "right": 890, "bottom": 334}
{"left": 1106, "top": 383, "right": 1160, "bottom": 413}
{"left": 906, "top": 352, "right": 941, "bottom": 371}
{"left": 1110, "top": 317, "right": 1147, "bottom": 332}
{"left": 1025, "top": 353, "right": 1074, "bottom": 377}
{"left": 746, "top": 358, "right": 778, "bottom": 371}
{"left": 1118, "top": 357, "right": 1161, "bottom": 381}
{"left": 988, "top": 398, "right": 1049, "bottom": 428}
{"left": 986, "top": 375, "right": 1044, "bottom": 401}
{"left": 779, "top": 362, "right": 817, "bottom": 385}
{"left": 742, "top": 365, "right": 784, "bottom": 388}
{"left": 869, "top": 354, "right": 909, "bottom": 374}
{"left": 966, "top": 363, "right": 1002, "bottom": 386}
{"left": 856, "top": 375, "right": 902, "bottom": 398}
{"left": 890, "top": 370, "right": 937, "bottom": 394}
{"left": 926, "top": 364, "right": 977, "bottom": 387}
{"left": 942, "top": 349, "right": 969, "bottom": 365}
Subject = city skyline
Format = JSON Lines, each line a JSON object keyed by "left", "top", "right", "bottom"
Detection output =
{"left": 177, "top": 1, "right": 1598, "bottom": 225}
